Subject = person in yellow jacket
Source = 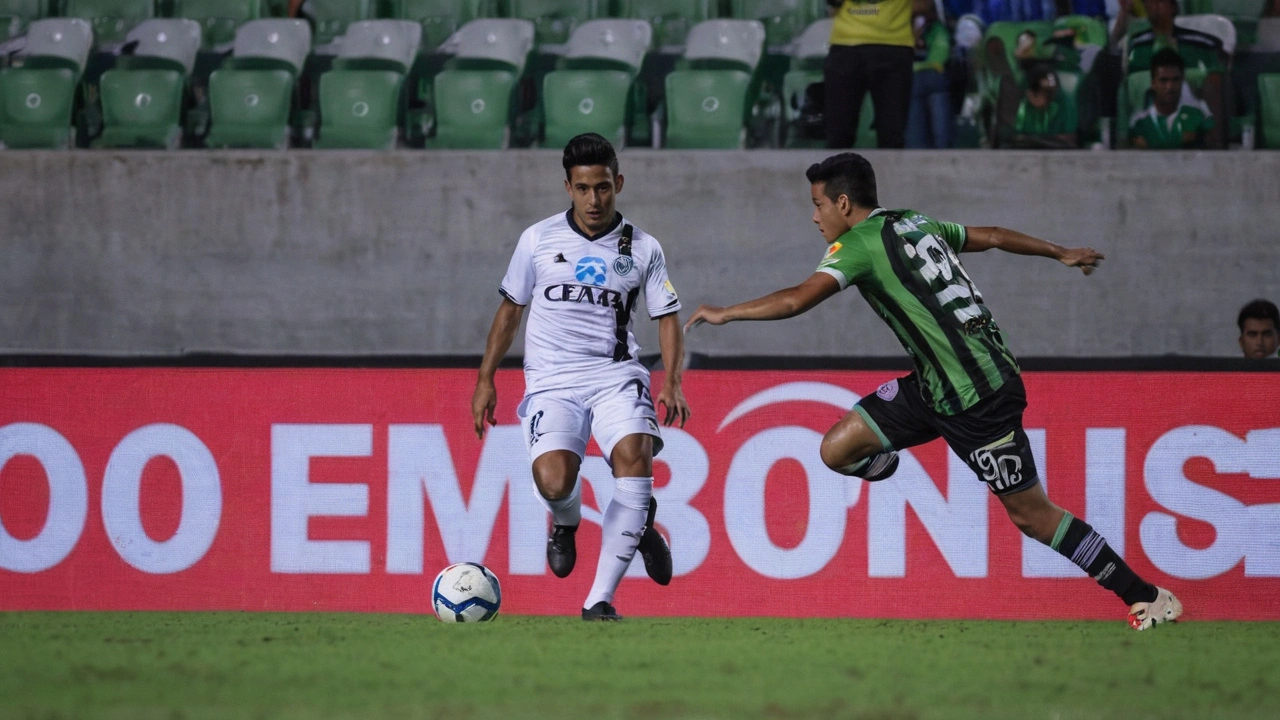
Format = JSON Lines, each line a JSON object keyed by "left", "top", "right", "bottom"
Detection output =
{"left": 824, "top": 0, "right": 915, "bottom": 148}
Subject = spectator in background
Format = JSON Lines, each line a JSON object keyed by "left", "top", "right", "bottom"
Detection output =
{"left": 906, "top": 0, "right": 953, "bottom": 148}
{"left": 1238, "top": 300, "right": 1280, "bottom": 359}
{"left": 1013, "top": 64, "right": 1077, "bottom": 147}
{"left": 1125, "top": 0, "right": 1225, "bottom": 147}
{"left": 1267, "top": 0, "right": 1280, "bottom": 16}
{"left": 824, "top": 0, "right": 915, "bottom": 148}
{"left": 289, "top": 0, "right": 304, "bottom": 16}
{"left": 1128, "top": 48, "right": 1214, "bottom": 148}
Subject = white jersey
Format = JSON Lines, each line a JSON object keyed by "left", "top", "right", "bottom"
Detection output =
{"left": 499, "top": 210, "right": 681, "bottom": 394}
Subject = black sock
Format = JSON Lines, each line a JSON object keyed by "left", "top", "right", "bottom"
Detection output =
{"left": 1051, "top": 513, "right": 1157, "bottom": 606}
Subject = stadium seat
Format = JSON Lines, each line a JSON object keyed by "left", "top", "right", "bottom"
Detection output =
{"left": 663, "top": 19, "right": 764, "bottom": 148}
{"left": 428, "top": 18, "right": 532, "bottom": 148}
{"left": 780, "top": 18, "right": 827, "bottom": 147}
{"left": 309, "top": 0, "right": 375, "bottom": 48}
{"left": 663, "top": 68, "right": 750, "bottom": 147}
{"left": 730, "top": 0, "right": 814, "bottom": 50}
{"left": 386, "top": 0, "right": 487, "bottom": 54}
{"left": 60, "top": 0, "right": 154, "bottom": 48}
{"left": 506, "top": 0, "right": 597, "bottom": 47}
{"left": 981, "top": 20, "right": 1054, "bottom": 86}
{"left": 1204, "top": 0, "right": 1265, "bottom": 46}
{"left": 616, "top": 0, "right": 713, "bottom": 49}
{"left": 561, "top": 18, "right": 651, "bottom": 72}
{"left": 205, "top": 18, "right": 311, "bottom": 149}
{"left": 315, "top": 20, "right": 421, "bottom": 148}
{"left": 170, "top": 0, "right": 264, "bottom": 50}
{"left": 0, "top": 0, "right": 45, "bottom": 40}
{"left": 542, "top": 69, "right": 631, "bottom": 146}
{"left": 95, "top": 17, "right": 200, "bottom": 147}
{"left": 0, "top": 17, "right": 91, "bottom": 147}
{"left": 1175, "top": 13, "right": 1237, "bottom": 58}
{"left": 1259, "top": 73, "right": 1280, "bottom": 148}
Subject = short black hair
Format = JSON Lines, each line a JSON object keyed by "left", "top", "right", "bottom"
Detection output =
{"left": 563, "top": 133, "right": 618, "bottom": 180}
{"left": 1238, "top": 299, "right": 1280, "bottom": 332}
{"left": 1151, "top": 48, "right": 1185, "bottom": 76}
{"left": 805, "top": 153, "right": 878, "bottom": 208}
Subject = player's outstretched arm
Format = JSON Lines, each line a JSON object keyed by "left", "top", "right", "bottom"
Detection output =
{"left": 472, "top": 298, "right": 525, "bottom": 439}
{"left": 655, "top": 313, "right": 691, "bottom": 427}
{"left": 962, "top": 226, "right": 1105, "bottom": 275}
{"left": 683, "top": 272, "right": 841, "bottom": 332}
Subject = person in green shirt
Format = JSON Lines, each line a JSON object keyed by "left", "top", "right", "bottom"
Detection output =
{"left": 1128, "top": 48, "right": 1214, "bottom": 149}
{"left": 684, "top": 153, "right": 1182, "bottom": 632}
{"left": 1013, "top": 65, "right": 1078, "bottom": 149}
{"left": 1125, "top": 0, "right": 1225, "bottom": 147}
{"left": 905, "top": 0, "right": 952, "bottom": 148}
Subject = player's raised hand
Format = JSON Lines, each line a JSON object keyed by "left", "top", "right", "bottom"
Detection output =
{"left": 656, "top": 382, "right": 691, "bottom": 428}
{"left": 1059, "top": 247, "right": 1104, "bottom": 275}
{"left": 472, "top": 381, "right": 498, "bottom": 439}
{"left": 683, "top": 305, "right": 730, "bottom": 333}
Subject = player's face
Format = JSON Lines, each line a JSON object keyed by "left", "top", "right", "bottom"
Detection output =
{"left": 810, "top": 182, "right": 850, "bottom": 244}
{"left": 1239, "top": 319, "right": 1279, "bottom": 359}
{"left": 565, "top": 165, "right": 623, "bottom": 235}
{"left": 1152, "top": 66, "right": 1183, "bottom": 109}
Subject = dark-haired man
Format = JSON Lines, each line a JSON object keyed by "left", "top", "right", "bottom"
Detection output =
{"left": 472, "top": 133, "right": 689, "bottom": 621}
{"left": 1238, "top": 299, "right": 1279, "bottom": 359}
{"left": 1129, "top": 48, "right": 1214, "bottom": 150}
{"left": 685, "top": 153, "right": 1183, "bottom": 631}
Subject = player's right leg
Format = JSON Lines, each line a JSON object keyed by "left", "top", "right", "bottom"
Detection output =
{"left": 518, "top": 391, "right": 591, "bottom": 580}
{"left": 820, "top": 376, "right": 939, "bottom": 482}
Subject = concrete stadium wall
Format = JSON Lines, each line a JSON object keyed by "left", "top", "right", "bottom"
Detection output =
{"left": 2, "top": 150, "right": 1278, "bottom": 358}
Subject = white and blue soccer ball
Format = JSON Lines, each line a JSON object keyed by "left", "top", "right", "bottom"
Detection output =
{"left": 432, "top": 562, "right": 502, "bottom": 622}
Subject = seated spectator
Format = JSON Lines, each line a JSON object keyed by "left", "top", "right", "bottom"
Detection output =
{"left": 1013, "top": 64, "right": 1078, "bottom": 147}
{"left": 1128, "top": 48, "right": 1214, "bottom": 149}
{"left": 1124, "top": 0, "right": 1225, "bottom": 146}
{"left": 906, "top": 0, "right": 953, "bottom": 148}
{"left": 1238, "top": 300, "right": 1280, "bottom": 359}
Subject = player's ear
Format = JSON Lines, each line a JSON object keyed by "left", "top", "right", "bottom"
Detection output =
{"left": 564, "top": 177, "right": 572, "bottom": 195}
{"left": 836, "top": 193, "right": 852, "bottom": 215}
{"left": 613, "top": 173, "right": 624, "bottom": 194}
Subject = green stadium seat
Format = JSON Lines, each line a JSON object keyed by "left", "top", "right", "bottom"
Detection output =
{"left": 314, "top": 68, "right": 402, "bottom": 147}
{"left": 428, "top": 67, "right": 516, "bottom": 146}
{"left": 780, "top": 18, "right": 828, "bottom": 146}
{"left": 61, "top": 0, "right": 154, "bottom": 48}
{"left": 171, "top": 0, "right": 263, "bottom": 50}
{"left": 981, "top": 20, "right": 1054, "bottom": 86}
{"left": 94, "top": 18, "right": 199, "bottom": 147}
{"left": 542, "top": 68, "right": 630, "bottom": 146}
{"left": 562, "top": 18, "right": 651, "bottom": 72}
{"left": 0, "top": 0, "right": 45, "bottom": 40}
{"left": 204, "top": 19, "right": 310, "bottom": 148}
{"left": 730, "top": 0, "right": 814, "bottom": 50}
{"left": 663, "top": 68, "right": 749, "bottom": 147}
{"left": 0, "top": 67, "right": 77, "bottom": 147}
{"left": 309, "top": 0, "right": 375, "bottom": 48}
{"left": 17, "top": 16, "right": 93, "bottom": 73}
{"left": 1175, "top": 13, "right": 1236, "bottom": 58}
{"left": 1207, "top": 0, "right": 1265, "bottom": 46}
{"left": 1259, "top": 73, "right": 1280, "bottom": 148}
{"left": 507, "top": 0, "right": 597, "bottom": 47}
{"left": 617, "top": 0, "right": 714, "bottom": 49}
{"left": 314, "top": 20, "right": 420, "bottom": 148}
{"left": 386, "top": 0, "right": 488, "bottom": 54}
{"left": 435, "top": 17, "right": 533, "bottom": 70}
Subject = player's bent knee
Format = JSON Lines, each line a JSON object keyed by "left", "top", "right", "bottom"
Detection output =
{"left": 532, "top": 452, "right": 580, "bottom": 500}
{"left": 819, "top": 432, "right": 876, "bottom": 473}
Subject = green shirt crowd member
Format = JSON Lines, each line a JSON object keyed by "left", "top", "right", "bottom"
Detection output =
{"left": 1013, "top": 66, "right": 1077, "bottom": 148}
{"left": 1128, "top": 48, "right": 1214, "bottom": 149}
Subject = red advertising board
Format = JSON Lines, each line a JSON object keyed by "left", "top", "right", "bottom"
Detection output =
{"left": 1, "top": 368, "right": 1278, "bottom": 620}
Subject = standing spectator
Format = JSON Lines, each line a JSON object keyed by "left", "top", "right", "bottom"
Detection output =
{"left": 1238, "top": 300, "right": 1280, "bottom": 359}
{"left": 1128, "top": 48, "right": 1214, "bottom": 149}
{"left": 824, "top": 0, "right": 915, "bottom": 148}
{"left": 1013, "top": 64, "right": 1077, "bottom": 147}
{"left": 906, "top": 0, "right": 953, "bottom": 148}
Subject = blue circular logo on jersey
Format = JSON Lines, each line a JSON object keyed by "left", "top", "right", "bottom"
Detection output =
{"left": 575, "top": 256, "right": 608, "bottom": 286}
{"left": 613, "top": 256, "right": 634, "bottom": 276}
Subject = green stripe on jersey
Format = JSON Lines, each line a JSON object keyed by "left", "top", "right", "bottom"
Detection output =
{"left": 817, "top": 209, "right": 1020, "bottom": 415}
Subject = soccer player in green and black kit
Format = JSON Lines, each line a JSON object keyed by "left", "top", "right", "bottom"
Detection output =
{"left": 684, "top": 153, "right": 1183, "bottom": 631}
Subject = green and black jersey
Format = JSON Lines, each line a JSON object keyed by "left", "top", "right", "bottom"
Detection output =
{"left": 816, "top": 208, "right": 1020, "bottom": 416}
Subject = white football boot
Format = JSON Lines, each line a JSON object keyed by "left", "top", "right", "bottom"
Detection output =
{"left": 1128, "top": 587, "right": 1183, "bottom": 631}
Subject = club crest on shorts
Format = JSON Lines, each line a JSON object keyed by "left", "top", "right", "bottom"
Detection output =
{"left": 876, "top": 379, "right": 899, "bottom": 401}
{"left": 613, "top": 255, "right": 634, "bottom": 275}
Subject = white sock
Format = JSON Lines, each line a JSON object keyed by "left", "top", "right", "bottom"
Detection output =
{"left": 535, "top": 475, "right": 581, "bottom": 527}
{"left": 583, "top": 476, "right": 652, "bottom": 609}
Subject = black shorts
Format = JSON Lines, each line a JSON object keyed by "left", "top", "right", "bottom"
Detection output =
{"left": 854, "top": 374, "right": 1040, "bottom": 496}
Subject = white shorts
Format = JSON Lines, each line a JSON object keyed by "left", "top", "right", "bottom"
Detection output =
{"left": 516, "top": 377, "right": 664, "bottom": 464}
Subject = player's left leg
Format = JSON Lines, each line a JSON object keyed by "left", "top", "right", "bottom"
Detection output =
{"left": 947, "top": 376, "right": 1181, "bottom": 631}
{"left": 820, "top": 376, "right": 940, "bottom": 482}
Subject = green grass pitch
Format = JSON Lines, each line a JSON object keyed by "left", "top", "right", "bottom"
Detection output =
{"left": 1, "top": 612, "right": 1277, "bottom": 719}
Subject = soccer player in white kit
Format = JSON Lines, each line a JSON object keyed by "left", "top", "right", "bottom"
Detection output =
{"left": 472, "top": 134, "right": 691, "bottom": 621}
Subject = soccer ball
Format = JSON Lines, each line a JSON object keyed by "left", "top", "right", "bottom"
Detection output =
{"left": 432, "top": 562, "right": 502, "bottom": 622}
